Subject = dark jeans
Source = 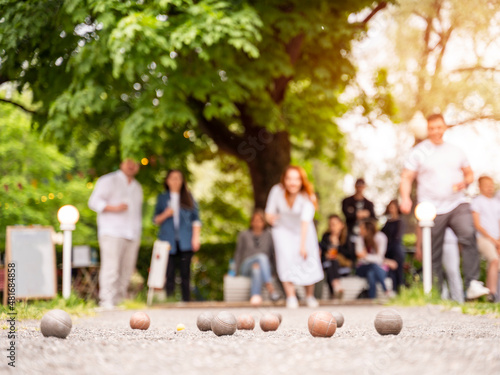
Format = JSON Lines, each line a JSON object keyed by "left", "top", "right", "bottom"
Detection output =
{"left": 165, "top": 246, "right": 193, "bottom": 302}
{"left": 386, "top": 243, "right": 405, "bottom": 293}
{"left": 324, "top": 259, "right": 340, "bottom": 295}
{"left": 431, "top": 203, "right": 479, "bottom": 290}
{"left": 356, "top": 263, "right": 387, "bottom": 299}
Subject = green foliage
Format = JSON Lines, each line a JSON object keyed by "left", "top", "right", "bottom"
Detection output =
{"left": 388, "top": 0, "right": 500, "bottom": 122}
{"left": 196, "top": 155, "right": 253, "bottom": 243}
{"left": 0, "top": 0, "right": 384, "bottom": 191}
{"left": 0, "top": 100, "right": 98, "bottom": 252}
{"left": 192, "top": 242, "right": 235, "bottom": 301}
{"left": 135, "top": 243, "right": 154, "bottom": 284}
{"left": 402, "top": 233, "right": 416, "bottom": 248}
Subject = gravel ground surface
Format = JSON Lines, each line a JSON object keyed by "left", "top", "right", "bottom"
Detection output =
{"left": 1, "top": 305, "right": 499, "bottom": 375}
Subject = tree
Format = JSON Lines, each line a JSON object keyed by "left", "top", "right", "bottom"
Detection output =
{"left": 386, "top": 0, "right": 500, "bottom": 124}
{"left": 0, "top": 98, "right": 98, "bottom": 250}
{"left": 0, "top": 0, "right": 390, "bottom": 208}
{"left": 335, "top": 0, "right": 500, "bottom": 221}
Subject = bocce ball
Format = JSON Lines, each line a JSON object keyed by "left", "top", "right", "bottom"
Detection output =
{"left": 197, "top": 311, "right": 214, "bottom": 331}
{"left": 331, "top": 311, "right": 344, "bottom": 328}
{"left": 271, "top": 312, "right": 282, "bottom": 325}
{"left": 374, "top": 309, "right": 403, "bottom": 336}
{"left": 237, "top": 314, "right": 255, "bottom": 330}
{"left": 259, "top": 313, "right": 280, "bottom": 332}
{"left": 308, "top": 311, "right": 337, "bottom": 338}
{"left": 130, "top": 311, "right": 150, "bottom": 330}
{"left": 176, "top": 323, "right": 186, "bottom": 332}
{"left": 211, "top": 311, "right": 237, "bottom": 336}
{"left": 40, "top": 309, "right": 72, "bottom": 339}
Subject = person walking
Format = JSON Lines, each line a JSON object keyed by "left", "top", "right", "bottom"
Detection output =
{"left": 399, "top": 113, "right": 489, "bottom": 300}
{"left": 154, "top": 170, "right": 201, "bottom": 302}
{"left": 415, "top": 226, "right": 464, "bottom": 302}
{"left": 88, "top": 159, "right": 143, "bottom": 310}
{"left": 265, "top": 165, "right": 324, "bottom": 308}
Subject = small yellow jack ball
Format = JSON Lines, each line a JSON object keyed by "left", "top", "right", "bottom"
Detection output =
{"left": 176, "top": 323, "right": 185, "bottom": 331}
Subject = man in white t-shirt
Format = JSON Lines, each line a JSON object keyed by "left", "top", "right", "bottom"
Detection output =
{"left": 88, "top": 159, "right": 143, "bottom": 309}
{"left": 471, "top": 176, "right": 500, "bottom": 302}
{"left": 399, "top": 114, "right": 489, "bottom": 300}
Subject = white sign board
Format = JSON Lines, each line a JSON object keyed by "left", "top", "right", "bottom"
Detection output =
{"left": 147, "top": 240, "right": 170, "bottom": 289}
{"left": 4, "top": 226, "right": 57, "bottom": 304}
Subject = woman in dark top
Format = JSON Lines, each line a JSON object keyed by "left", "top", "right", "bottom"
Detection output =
{"left": 234, "top": 209, "right": 280, "bottom": 305}
{"left": 319, "top": 215, "right": 349, "bottom": 299}
{"left": 381, "top": 200, "right": 406, "bottom": 293}
{"left": 154, "top": 170, "right": 201, "bottom": 302}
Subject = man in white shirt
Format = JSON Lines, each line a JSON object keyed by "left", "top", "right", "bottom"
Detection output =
{"left": 88, "top": 159, "right": 143, "bottom": 309}
{"left": 471, "top": 176, "right": 500, "bottom": 302}
{"left": 399, "top": 114, "right": 489, "bottom": 300}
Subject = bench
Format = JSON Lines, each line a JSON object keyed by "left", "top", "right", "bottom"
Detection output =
{"left": 223, "top": 274, "right": 393, "bottom": 302}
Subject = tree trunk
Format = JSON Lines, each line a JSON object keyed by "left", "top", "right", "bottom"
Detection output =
{"left": 242, "top": 129, "right": 291, "bottom": 209}
{"left": 195, "top": 102, "right": 291, "bottom": 209}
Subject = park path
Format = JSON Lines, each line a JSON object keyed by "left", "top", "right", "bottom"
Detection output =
{"left": 1, "top": 305, "right": 499, "bottom": 375}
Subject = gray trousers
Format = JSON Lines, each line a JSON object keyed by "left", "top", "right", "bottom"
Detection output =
{"left": 441, "top": 230, "right": 464, "bottom": 303}
{"left": 98, "top": 235, "right": 140, "bottom": 306}
{"left": 431, "top": 203, "right": 479, "bottom": 290}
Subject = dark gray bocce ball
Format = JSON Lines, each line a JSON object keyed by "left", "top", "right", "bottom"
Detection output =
{"left": 197, "top": 311, "right": 215, "bottom": 332}
{"left": 374, "top": 309, "right": 403, "bottom": 336}
{"left": 331, "top": 311, "right": 344, "bottom": 328}
{"left": 40, "top": 309, "right": 72, "bottom": 339}
{"left": 211, "top": 311, "right": 237, "bottom": 336}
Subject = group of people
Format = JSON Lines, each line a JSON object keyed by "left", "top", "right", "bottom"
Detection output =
{"left": 234, "top": 114, "right": 499, "bottom": 307}
{"left": 401, "top": 114, "right": 498, "bottom": 302}
{"left": 89, "top": 165, "right": 201, "bottom": 309}
{"left": 88, "top": 114, "right": 499, "bottom": 309}
{"left": 235, "top": 173, "right": 405, "bottom": 308}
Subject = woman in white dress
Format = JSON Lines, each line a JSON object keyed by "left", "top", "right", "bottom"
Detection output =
{"left": 265, "top": 166, "right": 324, "bottom": 308}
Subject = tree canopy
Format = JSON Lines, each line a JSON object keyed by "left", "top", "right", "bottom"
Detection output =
{"left": 0, "top": 98, "right": 98, "bottom": 249}
{"left": 0, "top": 0, "right": 389, "bottom": 207}
{"left": 387, "top": 0, "right": 500, "bottom": 124}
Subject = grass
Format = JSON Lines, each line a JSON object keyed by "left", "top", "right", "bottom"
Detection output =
{"left": 0, "top": 287, "right": 165, "bottom": 324}
{"left": 389, "top": 283, "right": 500, "bottom": 318}
{"left": 117, "top": 288, "right": 179, "bottom": 309}
{"left": 0, "top": 293, "right": 97, "bottom": 322}
{"left": 118, "top": 288, "right": 147, "bottom": 310}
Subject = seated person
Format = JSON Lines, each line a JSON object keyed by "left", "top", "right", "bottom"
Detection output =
{"left": 355, "top": 219, "right": 393, "bottom": 299}
{"left": 234, "top": 209, "right": 280, "bottom": 305}
{"left": 319, "top": 214, "right": 350, "bottom": 299}
{"left": 471, "top": 175, "right": 500, "bottom": 302}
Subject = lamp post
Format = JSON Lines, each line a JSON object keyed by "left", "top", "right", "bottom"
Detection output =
{"left": 415, "top": 202, "right": 437, "bottom": 294}
{"left": 57, "top": 205, "right": 80, "bottom": 299}
{"left": 408, "top": 111, "right": 428, "bottom": 141}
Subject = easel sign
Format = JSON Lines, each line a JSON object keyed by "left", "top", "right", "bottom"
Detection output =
{"left": 147, "top": 240, "right": 170, "bottom": 305}
{"left": 3, "top": 226, "right": 57, "bottom": 304}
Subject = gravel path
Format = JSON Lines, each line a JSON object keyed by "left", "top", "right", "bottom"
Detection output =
{"left": 1, "top": 305, "right": 499, "bottom": 375}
